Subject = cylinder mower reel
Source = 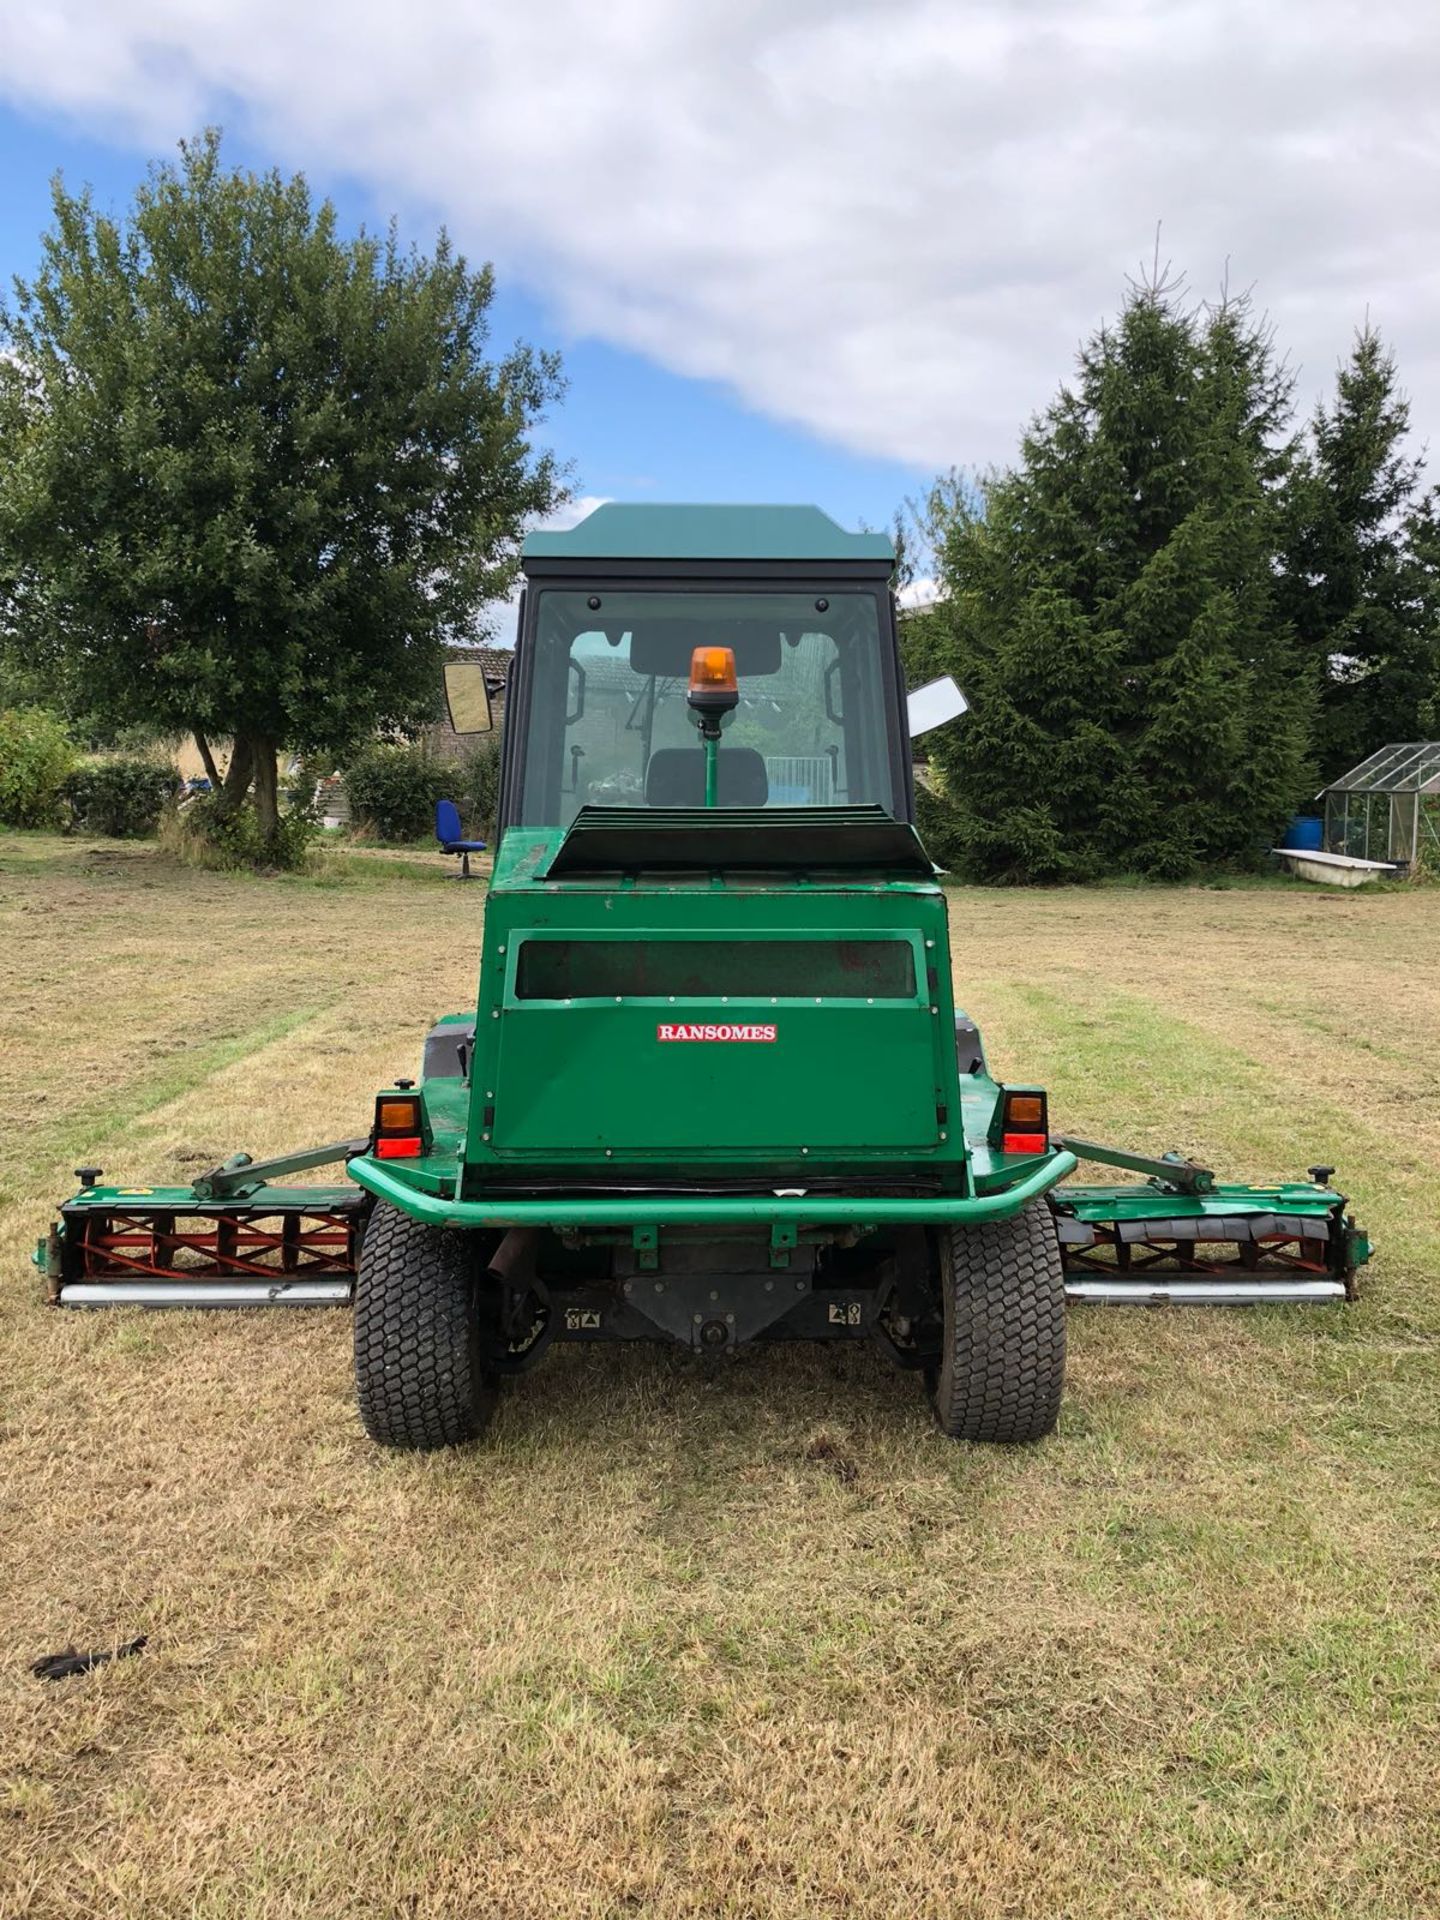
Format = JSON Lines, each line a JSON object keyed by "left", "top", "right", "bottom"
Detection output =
{"left": 39, "top": 503, "right": 1372, "bottom": 1452}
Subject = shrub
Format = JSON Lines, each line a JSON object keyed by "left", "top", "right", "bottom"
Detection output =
{"left": 343, "top": 743, "right": 449, "bottom": 843}
{"left": 160, "top": 793, "right": 317, "bottom": 871}
{"left": 453, "top": 734, "right": 503, "bottom": 845}
{"left": 0, "top": 706, "right": 77, "bottom": 828}
{"left": 64, "top": 756, "right": 179, "bottom": 837}
{"left": 912, "top": 775, "right": 964, "bottom": 873}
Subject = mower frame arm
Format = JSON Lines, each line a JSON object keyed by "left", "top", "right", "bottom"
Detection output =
{"left": 1050, "top": 1135, "right": 1215, "bottom": 1197}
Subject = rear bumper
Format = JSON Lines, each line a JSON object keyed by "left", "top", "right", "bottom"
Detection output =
{"left": 347, "top": 1149, "right": 1077, "bottom": 1230}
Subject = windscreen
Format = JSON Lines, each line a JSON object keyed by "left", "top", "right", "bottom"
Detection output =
{"left": 515, "top": 588, "right": 902, "bottom": 828}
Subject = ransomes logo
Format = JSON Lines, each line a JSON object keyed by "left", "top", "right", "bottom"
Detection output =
{"left": 656, "top": 1023, "right": 777, "bottom": 1042}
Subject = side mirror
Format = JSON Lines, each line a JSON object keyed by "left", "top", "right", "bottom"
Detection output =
{"left": 907, "top": 676, "right": 969, "bottom": 738}
{"left": 443, "top": 660, "right": 494, "bottom": 736}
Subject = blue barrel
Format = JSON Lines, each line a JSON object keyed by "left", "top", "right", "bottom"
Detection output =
{"left": 1280, "top": 814, "right": 1324, "bottom": 852}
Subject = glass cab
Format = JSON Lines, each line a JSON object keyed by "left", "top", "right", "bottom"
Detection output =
{"left": 504, "top": 581, "right": 913, "bottom": 830}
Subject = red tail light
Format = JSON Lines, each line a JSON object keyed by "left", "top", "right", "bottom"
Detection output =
{"left": 1001, "top": 1130, "right": 1048, "bottom": 1156}
{"left": 375, "top": 1135, "right": 423, "bottom": 1160}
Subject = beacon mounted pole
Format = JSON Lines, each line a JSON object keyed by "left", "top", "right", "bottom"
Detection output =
{"left": 687, "top": 644, "right": 739, "bottom": 807}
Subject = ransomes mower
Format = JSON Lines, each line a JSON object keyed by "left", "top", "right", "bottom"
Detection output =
{"left": 39, "top": 504, "right": 1371, "bottom": 1448}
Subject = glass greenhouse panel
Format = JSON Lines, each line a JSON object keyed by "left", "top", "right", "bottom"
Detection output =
{"left": 1391, "top": 794, "right": 1416, "bottom": 863}
{"left": 1323, "top": 791, "right": 1344, "bottom": 855}
{"left": 1328, "top": 743, "right": 1440, "bottom": 793}
{"left": 1320, "top": 742, "right": 1440, "bottom": 869}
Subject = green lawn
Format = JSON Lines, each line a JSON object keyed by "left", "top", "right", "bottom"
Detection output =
{"left": 1, "top": 833, "right": 1436, "bottom": 1918}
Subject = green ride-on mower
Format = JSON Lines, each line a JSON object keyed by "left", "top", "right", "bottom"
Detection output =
{"left": 39, "top": 505, "right": 1371, "bottom": 1448}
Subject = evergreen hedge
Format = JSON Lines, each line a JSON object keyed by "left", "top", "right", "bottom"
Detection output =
{"left": 64, "top": 756, "right": 178, "bottom": 837}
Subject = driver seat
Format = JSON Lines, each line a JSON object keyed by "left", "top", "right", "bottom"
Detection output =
{"left": 644, "top": 747, "right": 769, "bottom": 808}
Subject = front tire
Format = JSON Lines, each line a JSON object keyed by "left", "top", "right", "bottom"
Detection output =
{"left": 353, "top": 1202, "right": 497, "bottom": 1450}
{"left": 929, "top": 1200, "right": 1066, "bottom": 1443}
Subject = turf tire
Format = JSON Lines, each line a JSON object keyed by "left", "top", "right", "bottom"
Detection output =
{"left": 929, "top": 1200, "right": 1066, "bottom": 1443}
{"left": 353, "top": 1201, "right": 497, "bottom": 1450}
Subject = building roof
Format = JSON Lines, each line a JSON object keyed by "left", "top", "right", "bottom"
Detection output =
{"left": 522, "top": 502, "right": 895, "bottom": 566}
{"left": 445, "top": 643, "right": 513, "bottom": 689}
{"left": 1325, "top": 743, "right": 1440, "bottom": 795}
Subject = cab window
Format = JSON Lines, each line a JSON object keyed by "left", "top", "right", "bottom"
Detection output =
{"left": 516, "top": 589, "right": 900, "bottom": 827}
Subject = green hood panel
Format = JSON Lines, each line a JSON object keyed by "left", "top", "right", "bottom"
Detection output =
{"left": 465, "top": 871, "right": 965, "bottom": 1188}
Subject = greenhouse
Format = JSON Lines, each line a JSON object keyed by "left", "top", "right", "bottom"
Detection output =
{"left": 1321, "top": 742, "right": 1440, "bottom": 871}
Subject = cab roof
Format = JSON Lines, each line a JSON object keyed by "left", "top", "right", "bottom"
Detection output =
{"left": 521, "top": 502, "right": 895, "bottom": 566}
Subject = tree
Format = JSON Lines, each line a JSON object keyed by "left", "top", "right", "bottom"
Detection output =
{"left": 0, "top": 359, "right": 54, "bottom": 707}
{"left": 1280, "top": 325, "right": 1439, "bottom": 777}
{"left": 1402, "top": 493, "right": 1440, "bottom": 743}
{"left": 0, "top": 131, "right": 566, "bottom": 855}
{"left": 908, "top": 275, "right": 1314, "bottom": 881}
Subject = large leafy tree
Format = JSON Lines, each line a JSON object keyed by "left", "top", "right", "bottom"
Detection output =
{"left": 910, "top": 277, "right": 1314, "bottom": 881}
{"left": 1280, "top": 326, "right": 1439, "bottom": 777}
{"left": 0, "top": 131, "right": 566, "bottom": 851}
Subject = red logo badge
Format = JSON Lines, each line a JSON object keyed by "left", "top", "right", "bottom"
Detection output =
{"left": 656, "top": 1023, "right": 777, "bottom": 1042}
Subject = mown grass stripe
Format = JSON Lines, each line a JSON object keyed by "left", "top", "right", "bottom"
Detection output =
{"left": 17, "top": 1003, "right": 331, "bottom": 1188}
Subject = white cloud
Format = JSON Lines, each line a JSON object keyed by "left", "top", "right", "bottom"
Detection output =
{"left": 535, "top": 494, "right": 611, "bottom": 537}
{"left": 897, "top": 577, "right": 940, "bottom": 611}
{"left": 1, "top": 2, "right": 1436, "bottom": 471}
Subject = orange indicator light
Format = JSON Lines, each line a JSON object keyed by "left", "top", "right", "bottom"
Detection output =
{"left": 689, "top": 645, "right": 738, "bottom": 694}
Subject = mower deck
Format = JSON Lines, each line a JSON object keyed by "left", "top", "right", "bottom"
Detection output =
{"left": 42, "top": 1182, "right": 366, "bottom": 1307}
{"left": 41, "top": 1155, "right": 1366, "bottom": 1310}
{"left": 1053, "top": 1183, "right": 1359, "bottom": 1304}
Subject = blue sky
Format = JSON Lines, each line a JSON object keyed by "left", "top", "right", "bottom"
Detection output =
{"left": 0, "top": 100, "right": 928, "bottom": 539}
{"left": 1, "top": 0, "right": 1434, "bottom": 590}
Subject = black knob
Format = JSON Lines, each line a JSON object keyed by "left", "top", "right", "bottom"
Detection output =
{"left": 395, "top": 1077, "right": 415, "bottom": 1090}
{"left": 1308, "top": 1165, "right": 1336, "bottom": 1187}
{"left": 74, "top": 1167, "right": 103, "bottom": 1187}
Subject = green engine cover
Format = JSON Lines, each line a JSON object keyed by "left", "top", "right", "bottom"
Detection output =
{"left": 463, "top": 829, "right": 966, "bottom": 1190}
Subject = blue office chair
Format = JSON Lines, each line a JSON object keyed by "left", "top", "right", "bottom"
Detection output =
{"left": 435, "top": 798, "right": 486, "bottom": 880}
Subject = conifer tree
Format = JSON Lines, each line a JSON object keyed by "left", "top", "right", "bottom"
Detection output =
{"left": 1281, "top": 326, "right": 1438, "bottom": 776}
{"left": 911, "top": 276, "right": 1313, "bottom": 880}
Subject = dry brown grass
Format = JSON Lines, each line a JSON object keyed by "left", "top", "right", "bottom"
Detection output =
{"left": 1, "top": 836, "right": 1436, "bottom": 1918}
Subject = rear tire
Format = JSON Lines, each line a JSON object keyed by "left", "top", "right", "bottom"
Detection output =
{"left": 353, "top": 1202, "right": 497, "bottom": 1450}
{"left": 929, "top": 1200, "right": 1066, "bottom": 1443}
